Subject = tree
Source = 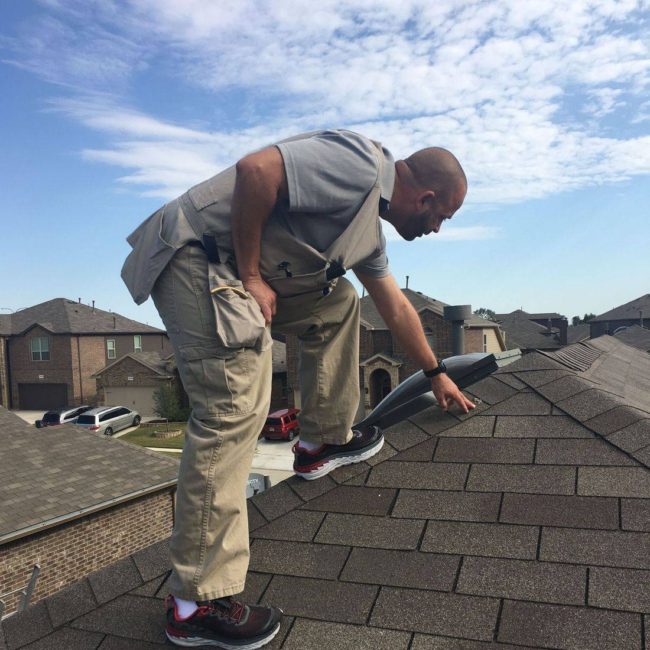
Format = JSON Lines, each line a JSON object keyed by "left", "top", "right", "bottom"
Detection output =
{"left": 571, "top": 313, "right": 596, "bottom": 326}
{"left": 475, "top": 307, "right": 496, "bottom": 321}
{"left": 152, "top": 384, "right": 190, "bottom": 422}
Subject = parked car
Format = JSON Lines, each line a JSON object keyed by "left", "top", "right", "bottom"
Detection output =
{"left": 262, "top": 408, "right": 300, "bottom": 441}
{"left": 35, "top": 405, "right": 92, "bottom": 428}
{"left": 75, "top": 406, "right": 141, "bottom": 436}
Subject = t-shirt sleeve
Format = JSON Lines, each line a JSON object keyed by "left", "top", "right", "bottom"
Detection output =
{"left": 353, "top": 228, "right": 390, "bottom": 278}
{"left": 276, "top": 130, "right": 379, "bottom": 213}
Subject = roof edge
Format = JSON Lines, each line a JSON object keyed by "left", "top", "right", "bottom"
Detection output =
{"left": 0, "top": 479, "right": 177, "bottom": 547}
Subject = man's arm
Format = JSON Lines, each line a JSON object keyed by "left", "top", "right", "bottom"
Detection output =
{"left": 355, "top": 271, "right": 475, "bottom": 413}
{"left": 231, "top": 146, "right": 288, "bottom": 324}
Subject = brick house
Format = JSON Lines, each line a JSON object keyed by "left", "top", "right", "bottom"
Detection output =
{"left": 0, "top": 299, "right": 172, "bottom": 410}
{"left": 94, "top": 340, "right": 289, "bottom": 417}
{"left": 0, "top": 407, "right": 178, "bottom": 617}
{"left": 285, "top": 288, "right": 505, "bottom": 412}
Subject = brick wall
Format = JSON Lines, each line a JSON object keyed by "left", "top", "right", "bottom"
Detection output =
{"left": 98, "top": 356, "right": 165, "bottom": 388}
{"left": 0, "top": 489, "right": 174, "bottom": 616}
{"left": 464, "top": 328, "right": 483, "bottom": 353}
{"left": 103, "top": 334, "right": 172, "bottom": 363}
{"left": 9, "top": 328, "right": 73, "bottom": 407}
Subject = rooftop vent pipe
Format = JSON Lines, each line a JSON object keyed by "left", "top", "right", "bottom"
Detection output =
{"left": 443, "top": 305, "right": 472, "bottom": 356}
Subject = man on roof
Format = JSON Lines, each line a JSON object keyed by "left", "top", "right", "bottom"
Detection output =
{"left": 122, "top": 128, "right": 475, "bottom": 649}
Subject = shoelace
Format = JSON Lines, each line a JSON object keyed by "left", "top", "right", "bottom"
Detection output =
{"left": 197, "top": 597, "right": 246, "bottom": 623}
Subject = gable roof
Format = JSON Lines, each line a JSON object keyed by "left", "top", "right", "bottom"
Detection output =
{"left": 361, "top": 288, "right": 500, "bottom": 330}
{"left": 94, "top": 351, "right": 175, "bottom": 378}
{"left": 613, "top": 325, "right": 650, "bottom": 352}
{"left": 496, "top": 309, "right": 564, "bottom": 321}
{"left": 4, "top": 336, "right": 649, "bottom": 649}
{"left": 0, "top": 408, "right": 178, "bottom": 546}
{"left": 5, "top": 298, "right": 164, "bottom": 336}
{"left": 590, "top": 293, "right": 650, "bottom": 323}
{"left": 496, "top": 311, "right": 564, "bottom": 350}
{"left": 359, "top": 353, "right": 402, "bottom": 367}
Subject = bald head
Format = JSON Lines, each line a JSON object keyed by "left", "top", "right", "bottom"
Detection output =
{"left": 404, "top": 147, "right": 467, "bottom": 203}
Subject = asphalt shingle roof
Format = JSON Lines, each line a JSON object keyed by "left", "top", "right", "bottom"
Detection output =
{"left": 0, "top": 408, "right": 179, "bottom": 545}
{"left": 496, "top": 311, "right": 563, "bottom": 350}
{"left": 590, "top": 293, "right": 650, "bottom": 323}
{"left": 614, "top": 325, "right": 650, "bottom": 352}
{"left": 361, "top": 288, "right": 499, "bottom": 330}
{"left": 4, "top": 298, "right": 163, "bottom": 335}
{"left": 2, "top": 336, "right": 649, "bottom": 649}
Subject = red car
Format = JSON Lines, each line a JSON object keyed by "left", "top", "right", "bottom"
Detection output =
{"left": 262, "top": 408, "right": 300, "bottom": 441}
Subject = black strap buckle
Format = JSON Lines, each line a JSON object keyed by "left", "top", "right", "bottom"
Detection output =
{"left": 326, "top": 260, "right": 346, "bottom": 281}
{"left": 202, "top": 235, "right": 221, "bottom": 264}
{"left": 278, "top": 261, "right": 293, "bottom": 278}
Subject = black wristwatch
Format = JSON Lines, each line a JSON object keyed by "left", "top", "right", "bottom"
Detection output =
{"left": 423, "top": 360, "right": 447, "bottom": 378}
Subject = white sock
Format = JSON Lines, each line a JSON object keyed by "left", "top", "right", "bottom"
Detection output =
{"left": 297, "top": 438, "right": 323, "bottom": 451}
{"left": 175, "top": 596, "right": 199, "bottom": 618}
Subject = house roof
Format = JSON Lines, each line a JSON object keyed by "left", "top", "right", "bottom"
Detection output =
{"left": 3, "top": 336, "right": 649, "bottom": 649}
{"left": 4, "top": 298, "right": 164, "bottom": 336}
{"left": 613, "top": 325, "right": 650, "bottom": 352}
{"left": 0, "top": 408, "right": 179, "bottom": 546}
{"left": 361, "top": 289, "right": 499, "bottom": 330}
{"left": 95, "top": 351, "right": 175, "bottom": 378}
{"left": 496, "top": 311, "right": 564, "bottom": 350}
{"left": 0, "top": 315, "right": 11, "bottom": 337}
{"left": 496, "top": 309, "right": 564, "bottom": 321}
{"left": 590, "top": 293, "right": 650, "bottom": 323}
{"left": 567, "top": 323, "right": 591, "bottom": 344}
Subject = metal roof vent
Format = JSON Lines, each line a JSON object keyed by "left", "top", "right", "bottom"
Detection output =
{"left": 444, "top": 305, "right": 472, "bottom": 355}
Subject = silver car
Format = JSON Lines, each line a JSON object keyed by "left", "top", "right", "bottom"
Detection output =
{"left": 76, "top": 406, "right": 141, "bottom": 436}
{"left": 35, "top": 405, "right": 92, "bottom": 428}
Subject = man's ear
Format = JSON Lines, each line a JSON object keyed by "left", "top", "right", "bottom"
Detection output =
{"left": 418, "top": 189, "right": 436, "bottom": 210}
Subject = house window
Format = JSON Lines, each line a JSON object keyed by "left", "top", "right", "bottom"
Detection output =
{"left": 483, "top": 333, "right": 488, "bottom": 353}
{"left": 134, "top": 335, "right": 142, "bottom": 352}
{"left": 31, "top": 336, "right": 50, "bottom": 361}
{"left": 107, "top": 339, "right": 116, "bottom": 359}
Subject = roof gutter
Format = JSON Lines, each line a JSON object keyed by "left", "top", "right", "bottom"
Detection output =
{"left": 0, "top": 479, "right": 177, "bottom": 547}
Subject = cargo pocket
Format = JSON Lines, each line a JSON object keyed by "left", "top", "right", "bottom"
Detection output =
{"left": 178, "top": 343, "right": 253, "bottom": 417}
{"left": 208, "top": 275, "right": 269, "bottom": 349}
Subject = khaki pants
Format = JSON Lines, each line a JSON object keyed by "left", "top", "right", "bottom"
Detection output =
{"left": 152, "top": 244, "right": 360, "bottom": 600}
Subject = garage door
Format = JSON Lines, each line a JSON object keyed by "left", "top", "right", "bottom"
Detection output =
{"left": 104, "top": 387, "right": 157, "bottom": 417}
{"left": 18, "top": 383, "right": 68, "bottom": 410}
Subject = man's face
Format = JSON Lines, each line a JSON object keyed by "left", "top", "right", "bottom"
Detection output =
{"left": 393, "top": 185, "right": 466, "bottom": 241}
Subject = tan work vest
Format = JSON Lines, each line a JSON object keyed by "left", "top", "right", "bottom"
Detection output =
{"left": 122, "top": 133, "right": 386, "bottom": 303}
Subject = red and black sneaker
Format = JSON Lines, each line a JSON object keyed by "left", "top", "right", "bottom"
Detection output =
{"left": 165, "top": 594, "right": 282, "bottom": 649}
{"left": 293, "top": 426, "right": 384, "bottom": 480}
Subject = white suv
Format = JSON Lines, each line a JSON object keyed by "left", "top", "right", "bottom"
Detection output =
{"left": 76, "top": 406, "right": 141, "bottom": 436}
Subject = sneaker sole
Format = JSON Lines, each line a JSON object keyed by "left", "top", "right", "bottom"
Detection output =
{"left": 166, "top": 622, "right": 280, "bottom": 649}
{"left": 294, "top": 435, "right": 384, "bottom": 480}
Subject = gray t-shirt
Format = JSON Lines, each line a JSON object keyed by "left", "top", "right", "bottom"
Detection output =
{"left": 275, "top": 130, "right": 393, "bottom": 277}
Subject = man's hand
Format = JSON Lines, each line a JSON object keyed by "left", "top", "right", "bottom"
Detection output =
{"left": 243, "top": 276, "right": 277, "bottom": 325}
{"left": 431, "top": 373, "right": 475, "bottom": 413}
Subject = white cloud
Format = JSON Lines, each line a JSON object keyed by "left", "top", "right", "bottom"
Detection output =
{"left": 383, "top": 223, "right": 500, "bottom": 242}
{"left": 4, "top": 0, "right": 649, "bottom": 204}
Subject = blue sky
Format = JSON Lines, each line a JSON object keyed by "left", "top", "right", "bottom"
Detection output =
{"left": 1, "top": 0, "right": 649, "bottom": 329}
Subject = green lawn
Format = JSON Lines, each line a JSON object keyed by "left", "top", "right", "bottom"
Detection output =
{"left": 120, "top": 422, "right": 186, "bottom": 449}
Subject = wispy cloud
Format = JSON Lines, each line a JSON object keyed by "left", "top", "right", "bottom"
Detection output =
{"left": 3, "top": 0, "right": 649, "bottom": 204}
{"left": 383, "top": 224, "right": 500, "bottom": 242}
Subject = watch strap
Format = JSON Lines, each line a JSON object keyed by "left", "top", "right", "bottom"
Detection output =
{"left": 423, "top": 360, "right": 447, "bottom": 378}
